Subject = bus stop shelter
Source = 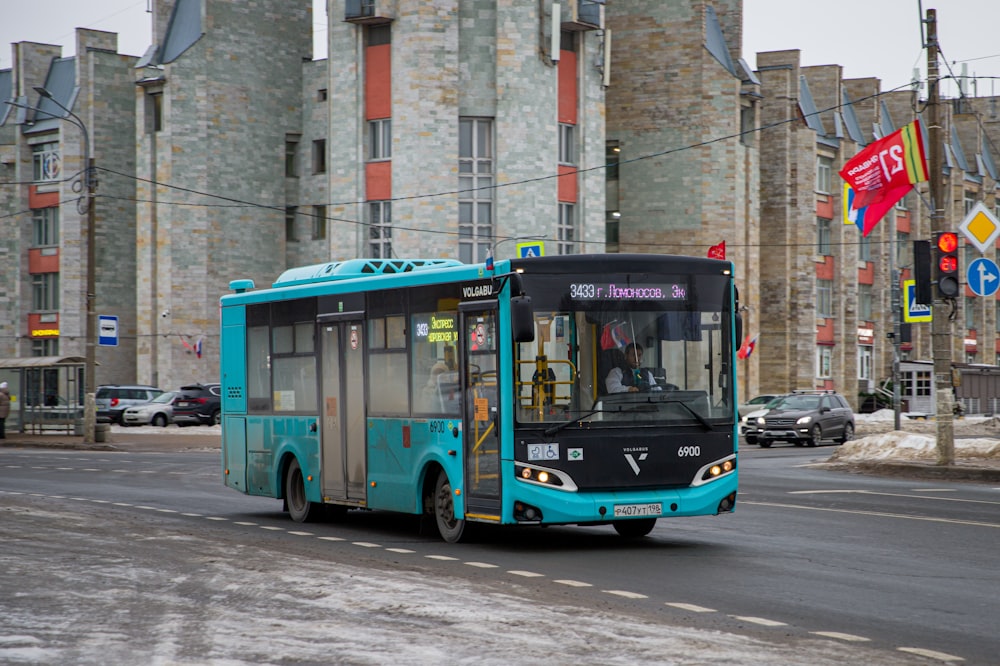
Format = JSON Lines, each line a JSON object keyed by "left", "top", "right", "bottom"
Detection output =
{"left": 0, "top": 356, "right": 87, "bottom": 434}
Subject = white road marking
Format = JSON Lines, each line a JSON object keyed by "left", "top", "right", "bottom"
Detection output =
{"left": 743, "top": 500, "right": 1000, "bottom": 528}
{"left": 318, "top": 536, "right": 345, "bottom": 542}
{"left": 259, "top": 526, "right": 284, "bottom": 531}
{"left": 352, "top": 542, "right": 381, "bottom": 548}
{"left": 426, "top": 555, "right": 459, "bottom": 561}
{"left": 789, "top": 489, "right": 999, "bottom": 506}
{"left": 287, "top": 531, "right": 314, "bottom": 536}
{"left": 554, "top": 579, "right": 592, "bottom": 587}
{"left": 465, "top": 562, "right": 499, "bottom": 569}
{"left": 810, "top": 631, "right": 870, "bottom": 642}
{"left": 385, "top": 548, "right": 415, "bottom": 554}
{"left": 665, "top": 602, "right": 716, "bottom": 613}
{"left": 205, "top": 516, "right": 227, "bottom": 521}
{"left": 604, "top": 590, "right": 648, "bottom": 599}
{"left": 508, "top": 570, "right": 545, "bottom": 578}
{"left": 730, "top": 615, "right": 787, "bottom": 627}
{"left": 234, "top": 521, "right": 257, "bottom": 526}
{"left": 897, "top": 646, "right": 965, "bottom": 662}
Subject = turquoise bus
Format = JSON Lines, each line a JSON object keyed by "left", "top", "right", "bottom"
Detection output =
{"left": 220, "top": 254, "right": 739, "bottom": 542}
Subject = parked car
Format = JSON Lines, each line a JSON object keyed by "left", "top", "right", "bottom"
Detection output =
{"left": 740, "top": 395, "right": 787, "bottom": 444}
{"left": 122, "top": 391, "right": 179, "bottom": 427}
{"left": 738, "top": 394, "right": 782, "bottom": 418}
{"left": 756, "top": 390, "right": 855, "bottom": 448}
{"left": 96, "top": 385, "right": 164, "bottom": 425}
{"left": 172, "top": 383, "right": 222, "bottom": 426}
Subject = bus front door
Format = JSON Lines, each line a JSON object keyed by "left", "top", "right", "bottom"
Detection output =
{"left": 319, "top": 318, "right": 367, "bottom": 504}
{"left": 460, "top": 305, "right": 501, "bottom": 518}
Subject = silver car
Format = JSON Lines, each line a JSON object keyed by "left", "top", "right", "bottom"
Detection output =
{"left": 122, "top": 391, "right": 179, "bottom": 427}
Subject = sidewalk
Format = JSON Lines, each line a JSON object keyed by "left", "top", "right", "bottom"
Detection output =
{"left": 0, "top": 428, "right": 220, "bottom": 453}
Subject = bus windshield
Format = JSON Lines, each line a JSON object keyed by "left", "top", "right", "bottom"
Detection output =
{"left": 514, "top": 272, "right": 734, "bottom": 427}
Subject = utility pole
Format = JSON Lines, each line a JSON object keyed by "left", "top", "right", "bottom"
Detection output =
{"left": 926, "top": 9, "right": 955, "bottom": 465}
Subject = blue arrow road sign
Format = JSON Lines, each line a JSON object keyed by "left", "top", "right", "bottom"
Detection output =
{"left": 967, "top": 257, "right": 1000, "bottom": 297}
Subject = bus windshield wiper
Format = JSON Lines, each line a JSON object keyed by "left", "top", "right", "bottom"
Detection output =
{"left": 544, "top": 409, "right": 607, "bottom": 436}
{"left": 658, "top": 398, "right": 713, "bottom": 430}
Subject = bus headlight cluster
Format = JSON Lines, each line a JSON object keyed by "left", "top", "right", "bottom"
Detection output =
{"left": 701, "top": 458, "right": 735, "bottom": 481}
{"left": 517, "top": 465, "right": 563, "bottom": 487}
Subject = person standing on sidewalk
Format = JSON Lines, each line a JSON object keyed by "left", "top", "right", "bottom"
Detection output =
{"left": 0, "top": 382, "right": 10, "bottom": 439}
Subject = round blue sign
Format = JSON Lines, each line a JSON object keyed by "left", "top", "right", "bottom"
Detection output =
{"left": 967, "top": 257, "right": 1000, "bottom": 297}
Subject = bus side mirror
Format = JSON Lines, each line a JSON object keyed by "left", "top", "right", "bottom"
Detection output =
{"left": 511, "top": 296, "right": 535, "bottom": 343}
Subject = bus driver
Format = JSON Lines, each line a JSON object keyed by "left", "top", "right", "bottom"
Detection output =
{"left": 605, "top": 342, "right": 659, "bottom": 394}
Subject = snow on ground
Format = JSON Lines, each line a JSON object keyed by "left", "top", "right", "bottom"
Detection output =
{"left": 833, "top": 410, "right": 1000, "bottom": 464}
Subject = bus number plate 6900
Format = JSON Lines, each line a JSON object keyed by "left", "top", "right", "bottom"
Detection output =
{"left": 613, "top": 503, "right": 662, "bottom": 517}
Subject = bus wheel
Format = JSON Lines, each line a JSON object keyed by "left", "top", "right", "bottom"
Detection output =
{"left": 613, "top": 518, "right": 656, "bottom": 538}
{"left": 434, "top": 470, "right": 466, "bottom": 543}
{"left": 285, "top": 458, "right": 318, "bottom": 523}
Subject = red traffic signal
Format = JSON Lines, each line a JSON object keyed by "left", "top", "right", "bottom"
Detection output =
{"left": 934, "top": 232, "right": 960, "bottom": 298}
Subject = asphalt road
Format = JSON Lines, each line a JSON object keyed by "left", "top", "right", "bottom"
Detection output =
{"left": 1, "top": 444, "right": 997, "bottom": 664}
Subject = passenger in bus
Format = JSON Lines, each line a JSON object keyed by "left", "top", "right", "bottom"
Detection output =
{"left": 605, "top": 343, "right": 659, "bottom": 394}
{"left": 0, "top": 382, "right": 10, "bottom": 439}
{"left": 422, "top": 345, "right": 457, "bottom": 411}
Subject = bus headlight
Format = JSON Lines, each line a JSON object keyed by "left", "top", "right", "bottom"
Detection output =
{"left": 697, "top": 456, "right": 737, "bottom": 483}
{"left": 515, "top": 465, "right": 577, "bottom": 491}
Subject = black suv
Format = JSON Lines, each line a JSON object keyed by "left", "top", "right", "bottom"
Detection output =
{"left": 756, "top": 390, "right": 855, "bottom": 448}
{"left": 172, "top": 383, "right": 222, "bottom": 426}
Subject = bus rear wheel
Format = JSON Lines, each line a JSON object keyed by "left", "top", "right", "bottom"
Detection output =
{"left": 285, "top": 458, "right": 319, "bottom": 523}
{"left": 433, "top": 470, "right": 466, "bottom": 543}
{"left": 613, "top": 518, "right": 656, "bottom": 538}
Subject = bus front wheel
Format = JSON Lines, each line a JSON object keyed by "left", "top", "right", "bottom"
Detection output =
{"left": 434, "top": 470, "right": 466, "bottom": 543}
{"left": 613, "top": 518, "right": 656, "bottom": 538}
{"left": 285, "top": 458, "right": 319, "bottom": 523}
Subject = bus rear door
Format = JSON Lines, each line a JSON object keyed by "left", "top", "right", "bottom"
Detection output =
{"left": 319, "top": 315, "right": 367, "bottom": 504}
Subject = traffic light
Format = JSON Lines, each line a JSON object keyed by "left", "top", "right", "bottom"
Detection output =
{"left": 912, "top": 240, "right": 932, "bottom": 305}
{"left": 934, "top": 231, "right": 960, "bottom": 298}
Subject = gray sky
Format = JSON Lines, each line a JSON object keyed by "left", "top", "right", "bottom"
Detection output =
{"left": 2, "top": 0, "right": 998, "bottom": 100}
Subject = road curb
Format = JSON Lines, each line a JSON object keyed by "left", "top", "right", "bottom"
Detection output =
{"left": 820, "top": 460, "right": 1000, "bottom": 483}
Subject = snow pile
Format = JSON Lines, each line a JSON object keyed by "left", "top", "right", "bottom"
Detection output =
{"left": 829, "top": 431, "right": 1000, "bottom": 464}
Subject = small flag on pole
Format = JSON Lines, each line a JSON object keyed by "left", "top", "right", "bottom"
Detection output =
{"left": 737, "top": 334, "right": 758, "bottom": 360}
{"left": 707, "top": 241, "right": 726, "bottom": 260}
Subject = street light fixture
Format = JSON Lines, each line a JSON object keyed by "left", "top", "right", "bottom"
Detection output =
{"left": 6, "top": 87, "right": 98, "bottom": 443}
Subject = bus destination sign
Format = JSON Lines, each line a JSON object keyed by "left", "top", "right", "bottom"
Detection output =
{"left": 568, "top": 282, "right": 687, "bottom": 301}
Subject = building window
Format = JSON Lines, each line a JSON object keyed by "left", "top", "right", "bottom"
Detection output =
{"left": 285, "top": 206, "right": 298, "bottom": 242}
{"left": 817, "top": 218, "right": 831, "bottom": 255}
{"left": 606, "top": 211, "right": 620, "bottom": 250}
{"left": 32, "top": 273, "right": 59, "bottom": 311}
{"left": 367, "top": 23, "right": 391, "bottom": 46}
{"left": 896, "top": 231, "right": 911, "bottom": 267}
{"left": 32, "top": 207, "right": 59, "bottom": 247}
{"left": 31, "top": 338, "right": 59, "bottom": 357}
{"left": 317, "top": 89, "right": 328, "bottom": 102}
{"left": 816, "top": 346, "right": 833, "bottom": 379}
{"left": 285, "top": 139, "right": 298, "bottom": 177}
{"left": 858, "top": 283, "right": 873, "bottom": 321}
{"left": 817, "top": 279, "right": 833, "bottom": 317}
{"left": 559, "top": 123, "right": 576, "bottom": 166}
{"left": 312, "top": 139, "right": 326, "bottom": 174}
{"left": 858, "top": 345, "right": 873, "bottom": 380}
{"left": 895, "top": 191, "right": 907, "bottom": 211}
{"left": 965, "top": 296, "right": 976, "bottom": 330}
{"left": 32, "top": 141, "right": 61, "bottom": 182}
{"left": 313, "top": 205, "right": 327, "bottom": 240}
{"left": 964, "top": 191, "right": 977, "bottom": 215}
{"left": 145, "top": 93, "right": 163, "bottom": 133}
{"left": 605, "top": 141, "right": 620, "bottom": 180}
{"left": 739, "top": 105, "right": 755, "bottom": 146}
{"left": 859, "top": 234, "right": 872, "bottom": 262}
{"left": 557, "top": 203, "right": 577, "bottom": 255}
{"left": 368, "top": 201, "right": 392, "bottom": 258}
{"left": 458, "top": 117, "right": 494, "bottom": 263}
{"left": 369, "top": 119, "right": 392, "bottom": 160}
{"left": 816, "top": 155, "right": 833, "bottom": 194}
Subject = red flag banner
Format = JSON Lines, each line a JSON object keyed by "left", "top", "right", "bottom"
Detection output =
{"left": 707, "top": 241, "right": 726, "bottom": 260}
{"left": 737, "top": 334, "right": 758, "bottom": 360}
{"left": 839, "top": 120, "right": 928, "bottom": 211}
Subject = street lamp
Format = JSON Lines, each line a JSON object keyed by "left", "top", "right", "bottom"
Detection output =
{"left": 7, "top": 87, "right": 98, "bottom": 443}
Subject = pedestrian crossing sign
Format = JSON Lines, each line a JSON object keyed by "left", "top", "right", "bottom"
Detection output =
{"left": 517, "top": 242, "right": 544, "bottom": 258}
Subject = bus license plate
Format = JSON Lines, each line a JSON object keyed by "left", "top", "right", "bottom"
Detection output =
{"left": 613, "top": 503, "right": 662, "bottom": 517}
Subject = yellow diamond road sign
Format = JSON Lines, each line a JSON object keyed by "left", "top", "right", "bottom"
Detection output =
{"left": 959, "top": 202, "right": 1000, "bottom": 254}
